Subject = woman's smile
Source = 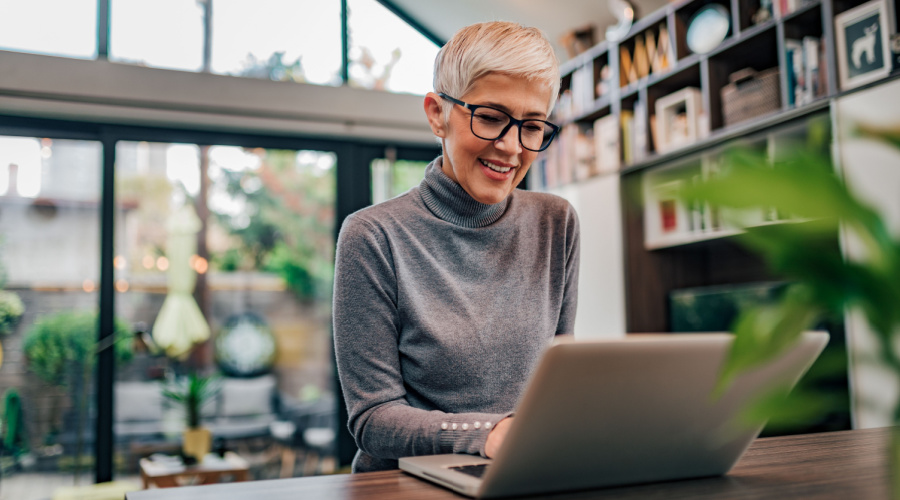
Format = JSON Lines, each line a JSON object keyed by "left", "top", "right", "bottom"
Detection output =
{"left": 429, "top": 73, "right": 553, "bottom": 205}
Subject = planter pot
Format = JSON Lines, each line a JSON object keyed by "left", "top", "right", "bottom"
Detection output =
{"left": 182, "top": 427, "right": 212, "bottom": 461}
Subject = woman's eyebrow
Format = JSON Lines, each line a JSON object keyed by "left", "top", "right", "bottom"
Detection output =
{"left": 479, "top": 101, "right": 547, "bottom": 119}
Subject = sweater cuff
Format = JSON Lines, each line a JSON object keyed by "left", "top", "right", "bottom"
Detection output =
{"left": 436, "top": 412, "right": 514, "bottom": 457}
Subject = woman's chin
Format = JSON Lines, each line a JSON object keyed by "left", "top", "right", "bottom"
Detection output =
{"left": 470, "top": 187, "right": 511, "bottom": 205}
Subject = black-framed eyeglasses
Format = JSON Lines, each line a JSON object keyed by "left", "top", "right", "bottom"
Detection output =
{"left": 438, "top": 93, "right": 560, "bottom": 152}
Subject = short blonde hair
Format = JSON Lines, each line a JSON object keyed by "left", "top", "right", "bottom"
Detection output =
{"left": 433, "top": 21, "right": 560, "bottom": 117}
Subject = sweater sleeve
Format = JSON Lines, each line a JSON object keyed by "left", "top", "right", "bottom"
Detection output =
{"left": 555, "top": 205, "right": 581, "bottom": 335}
{"left": 333, "top": 214, "right": 511, "bottom": 463}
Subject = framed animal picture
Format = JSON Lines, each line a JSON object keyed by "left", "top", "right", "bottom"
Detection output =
{"left": 835, "top": 0, "right": 893, "bottom": 90}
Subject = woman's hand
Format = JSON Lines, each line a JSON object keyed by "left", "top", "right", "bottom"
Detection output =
{"left": 484, "top": 417, "right": 513, "bottom": 458}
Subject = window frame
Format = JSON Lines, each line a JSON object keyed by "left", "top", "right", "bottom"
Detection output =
{"left": 0, "top": 112, "right": 439, "bottom": 481}
{"left": 93, "top": 0, "right": 444, "bottom": 88}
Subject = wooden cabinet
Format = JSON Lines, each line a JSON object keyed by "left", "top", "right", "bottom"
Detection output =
{"left": 540, "top": 0, "right": 900, "bottom": 434}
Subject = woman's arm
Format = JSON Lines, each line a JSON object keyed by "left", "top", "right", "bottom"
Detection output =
{"left": 556, "top": 206, "right": 581, "bottom": 335}
{"left": 333, "top": 214, "right": 510, "bottom": 461}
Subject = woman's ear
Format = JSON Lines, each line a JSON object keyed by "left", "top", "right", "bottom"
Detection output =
{"left": 424, "top": 92, "right": 446, "bottom": 137}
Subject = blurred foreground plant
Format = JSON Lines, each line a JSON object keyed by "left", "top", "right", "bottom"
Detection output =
{"left": 680, "top": 129, "right": 900, "bottom": 495}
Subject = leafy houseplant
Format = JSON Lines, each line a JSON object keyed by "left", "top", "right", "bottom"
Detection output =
{"left": 0, "top": 290, "right": 24, "bottom": 336}
{"left": 679, "top": 124, "right": 900, "bottom": 495}
{"left": 23, "top": 310, "right": 133, "bottom": 478}
{"left": 161, "top": 372, "right": 221, "bottom": 462}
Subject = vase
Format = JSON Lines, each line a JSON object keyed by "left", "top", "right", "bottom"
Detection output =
{"left": 182, "top": 427, "right": 212, "bottom": 462}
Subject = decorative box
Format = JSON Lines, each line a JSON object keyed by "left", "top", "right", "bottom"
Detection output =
{"left": 721, "top": 67, "right": 781, "bottom": 126}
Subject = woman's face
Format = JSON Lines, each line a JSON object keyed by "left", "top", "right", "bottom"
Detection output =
{"left": 425, "top": 73, "right": 553, "bottom": 205}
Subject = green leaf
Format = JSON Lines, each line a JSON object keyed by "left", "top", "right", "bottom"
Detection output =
{"left": 715, "top": 285, "right": 819, "bottom": 396}
{"left": 736, "top": 383, "right": 846, "bottom": 433}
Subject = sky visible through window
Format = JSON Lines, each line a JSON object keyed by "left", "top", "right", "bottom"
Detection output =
{"left": 1, "top": 0, "right": 438, "bottom": 95}
{"left": 0, "top": 0, "right": 98, "bottom": 59}
{"left": 110, "top": 0, "right": 205, "bottom": 72}
{"left": 210, "top": 0, "right": 343, "bottom": 85}
{"left": 348, "top": 0, "right": 439, "bottom": 95}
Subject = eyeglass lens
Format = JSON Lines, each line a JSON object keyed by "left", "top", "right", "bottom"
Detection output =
{"left": 470, "top": 108, "right": 554, "bottom": 151}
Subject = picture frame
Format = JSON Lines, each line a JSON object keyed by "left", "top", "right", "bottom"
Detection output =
{"left": 654, "top": 87, "right": 703, "bottom": 153}
{"left": 834, "top": 0, "right": 892, "bottom": 90}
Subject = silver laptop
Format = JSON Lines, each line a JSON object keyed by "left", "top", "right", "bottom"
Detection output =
{"left": 399, "top": 332, "right": 828, "bottom": 498}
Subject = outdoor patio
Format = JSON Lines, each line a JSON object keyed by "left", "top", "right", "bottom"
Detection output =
{"left": 0, "top": 472, "right": 140, "bottom": 500}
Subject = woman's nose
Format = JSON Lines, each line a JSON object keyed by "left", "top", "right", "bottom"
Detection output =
{"left": 494, "top": 124, "right": 523, "bottom": 154}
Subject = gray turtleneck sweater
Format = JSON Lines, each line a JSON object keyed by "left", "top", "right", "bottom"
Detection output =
{"left": 333, "top": 157, "right": 580, "bottom": 472}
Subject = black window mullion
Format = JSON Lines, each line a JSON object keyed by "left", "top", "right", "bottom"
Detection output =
{"left": 202, "top": 0, "right": 213, "bottom": 73}
{"left": 97, "top": 0, "right": 110, "bottom": 59}
{"left": 341, "top": 0, "right": 349, "bottom": 84}
{"left": 95, "top": 131, "right": 116, "bottom": 484}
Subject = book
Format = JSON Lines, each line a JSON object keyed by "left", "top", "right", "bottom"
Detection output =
{"left": 785, "top": 39, "right": 804, "bottom": 106}
{"left": 593, "top": 114, "right": 621, "bottom": 174}
{"left": 633, "top": 100, "right": 648, "bottom": 162}
{"left": 785, "top": 46, "right": 796, "bottom": 107}
{"left": 817, "top": 40, "right": 828, "bottom": 98}
{"left": 620, "top": 110, "right": 635, "bottom": 165}
{"left": 655, "top": 25, "right": 672, "bottom": 73}
{"left": 645, "top": 30, "right": 658, "bottom": 75}
{"left": 558, "top": 124, "right": 576, "bottom": 185}
{"left": 634, "top": 37, "right": 651, "bottom": 79}
{"left": 620, "top": 46, "right": 633, "bottom": 87}
{"left": 803, "top": 36, "right": 820, "bottom": 102}
{"left": 528, "top": 155, "right": 547, "bottom": 190}
{"left": 574, "top": 125, "right": 595, "bottom": 181}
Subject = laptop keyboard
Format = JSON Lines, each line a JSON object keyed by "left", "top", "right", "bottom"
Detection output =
{"left": 449, "top": 464, "right": 490, "bottom": 478}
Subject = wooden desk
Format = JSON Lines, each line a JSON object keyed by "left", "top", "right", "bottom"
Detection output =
{"left": 139, "top": 452, "right": 250, "bottom": 489}
{"left": 127, "top": 427, "right": 891, "bottom": 499}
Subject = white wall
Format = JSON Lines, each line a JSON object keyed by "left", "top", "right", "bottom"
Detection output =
{"left": 834, "top": 78, "right": 900, "bottom": 429}
{"left": 551, "top": 174, "right": 626, "bottom": 339}
{"left": 0, "top": 50, "right": 436, "bottom": 144}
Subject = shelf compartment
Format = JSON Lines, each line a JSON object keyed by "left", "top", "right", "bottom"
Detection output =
{"left": 781, "top": 3, "right": 827, "bottom": 108}
{"left": 622, "top": 100, "right": 829, "bottom": 174}
{"left": 573, "top": 95, "right": 613, "bottom": 125}
{"left": 647, "top": 62, "right": 704, "bottom": 155}
{"left": 617, "top": 21, "right": 676, "bottom": 89}
{"left": 592, "top": 52, "right": 614, "bottom": 104}
{"left": 780, "top": 0, "right": 822, "bottom": 23}
{"left": 782, "top": 2, "right": 823, "bottom": 37}
{"left": 707, "top": 25, "right": 780, "bottom": 131}
{"left": 673, "top": 0, "right": 738, "bottom": 61}
{"left": 737, "top": 0, "right": 779, "bottom": 31}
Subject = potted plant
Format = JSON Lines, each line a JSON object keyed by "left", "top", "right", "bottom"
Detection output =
{"left": 0, "top": 290, "right": 24, "bottom": 337}
{"left": 679, "top": 123, "right": 900, "bottom": 491}
{"left": 23, "top": 310, "right": 133, "bottom": 478}
{"left": 161, "top": 371, "right": 221, "bottom": 462}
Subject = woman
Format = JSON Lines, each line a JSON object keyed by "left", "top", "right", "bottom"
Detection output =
{"left": 333, "top": 21, "right": 580, "bottom": 473}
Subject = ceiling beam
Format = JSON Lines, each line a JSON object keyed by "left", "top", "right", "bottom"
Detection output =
{"left": 375, "top": 0, "right": 445, "bottom": 47}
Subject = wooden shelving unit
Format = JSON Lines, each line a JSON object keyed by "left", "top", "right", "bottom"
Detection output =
{"left": 536, "top": 0, "right": 900, "bottom": 435}
{"left": 535, "top": 0, "right": 900, "bottom": 329}
{"left": 534, "top": 0, "right": 899, "bottom": 191}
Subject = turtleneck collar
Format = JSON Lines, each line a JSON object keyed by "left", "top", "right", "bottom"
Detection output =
{"left": 418, "top": 157, "right": 511, "bottom": 228}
